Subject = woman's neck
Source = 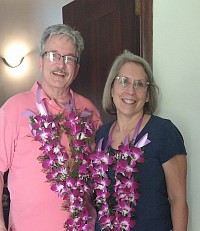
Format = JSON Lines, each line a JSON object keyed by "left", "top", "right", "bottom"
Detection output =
{"left": 111, "top": 113, "right": 150, "bottom": 149}
{"left": 116, "top": 112, "right": 144, "bottom": 132}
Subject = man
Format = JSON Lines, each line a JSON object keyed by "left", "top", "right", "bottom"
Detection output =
{"left": 0, "top": 24, "right": 102, "bottom": 231}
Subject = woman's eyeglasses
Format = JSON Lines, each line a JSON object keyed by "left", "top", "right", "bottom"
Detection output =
{"left": 115, "top": 76, "right": 149, "bottom": 91}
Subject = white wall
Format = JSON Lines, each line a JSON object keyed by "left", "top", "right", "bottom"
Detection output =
{"left": 0, "top": 0, "right": 73, "bottom": 106}
{"left": 153, "top": 1, "right": 200, "bottom": 230}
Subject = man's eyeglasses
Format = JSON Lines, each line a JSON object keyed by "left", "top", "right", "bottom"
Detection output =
{"left": 42, "top": 51, "right": 78, "bottom": 64}
{"left": 115, "top": 76, "right": 149, "bottom": 91}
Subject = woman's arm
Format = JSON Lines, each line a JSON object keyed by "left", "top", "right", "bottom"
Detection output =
{"left": 163, "top": 155, "right": 188, "bottom": 231}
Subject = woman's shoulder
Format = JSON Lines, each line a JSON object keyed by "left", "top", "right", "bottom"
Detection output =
{"left": 149, "top": 114, "right": 175, "bottom": 128}
{"left": 148, "top": 114, "right": 183, "bottom": 138}
{"left": 95, "top": 121, "right": 114, "bottom": 143}
{"left": 96, "top": 121, "right": 113, "bottom": 135}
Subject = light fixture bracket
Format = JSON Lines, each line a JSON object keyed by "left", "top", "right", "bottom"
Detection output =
{"left": 1, "top": 57, "right": 24, "bottom": 68}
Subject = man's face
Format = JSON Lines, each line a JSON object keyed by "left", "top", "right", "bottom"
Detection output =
{"left": 39, "top": 35, "right": 79, "bottom": 91}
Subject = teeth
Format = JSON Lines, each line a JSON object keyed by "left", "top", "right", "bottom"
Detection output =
{"left": 122, "top": 99, "right": 135, "bottom": 104}
{"left": 53, "top": 71, "right": 66, "bottom": 76}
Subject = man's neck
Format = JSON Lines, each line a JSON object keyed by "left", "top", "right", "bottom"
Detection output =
{"left": 41, "top": 84, "right": 71, "bottom": 106}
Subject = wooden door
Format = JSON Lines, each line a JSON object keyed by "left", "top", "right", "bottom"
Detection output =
{"left": 63, "top": 0, "right": 152, "bottom": 122}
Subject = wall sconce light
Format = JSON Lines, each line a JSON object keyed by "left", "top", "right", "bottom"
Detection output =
{"left": 1, "top": 56, "right": 24, "bottom": 68}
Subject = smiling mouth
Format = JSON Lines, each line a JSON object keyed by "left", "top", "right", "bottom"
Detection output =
{"left": 122, "top": 98, "right": 136, "bottom": 104}
{"left": 52, "top": 71, "right": 66, "bottom": 77}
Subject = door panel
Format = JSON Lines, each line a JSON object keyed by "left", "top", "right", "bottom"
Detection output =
{"left": 63, "top": 0, "right": 152, "bottom": 122}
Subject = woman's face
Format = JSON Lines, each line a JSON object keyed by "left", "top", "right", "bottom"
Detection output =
{"left": 112, "top": 62, "right": 149, "bottom": 118}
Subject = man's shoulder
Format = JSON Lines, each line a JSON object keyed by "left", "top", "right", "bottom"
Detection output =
{"left": 1, "top": 88, "right": 34, "bottom": 112}
{"left": 71, "top": 90, "right": 102, "bottom": 127}
{"left": 72, "top": 91, "right": 98, "bottom": 111}
{"left": 73, "top": 91, "right": 93, "bottom": 104}
{"left": 2, "top": 82, "right": 38, "bottom": 106}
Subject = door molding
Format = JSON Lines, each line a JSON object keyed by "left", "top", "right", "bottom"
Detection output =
{"left": 141, "top": 0, "right": 153, "bottom": 68}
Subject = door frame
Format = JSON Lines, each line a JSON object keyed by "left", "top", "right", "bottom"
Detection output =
{"left": 141, "top": 0, "right": 153, "bottom": 68}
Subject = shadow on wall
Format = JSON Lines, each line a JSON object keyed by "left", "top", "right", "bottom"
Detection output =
{"left": 2, "top": 171, "right": 10, "bottom": 229}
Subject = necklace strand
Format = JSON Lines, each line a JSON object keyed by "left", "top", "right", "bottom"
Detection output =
{"left": 25, "top": 84, "right": 95, "bottom": 231}
{"left": 89, "top": 115, "right": 151, "bottom": 231}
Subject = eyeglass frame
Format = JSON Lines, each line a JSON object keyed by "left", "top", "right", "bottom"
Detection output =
{"left": 115, "top": 76, "right": 150, "bottom": 91}
{"left": 42, "top": 51, "right": 79, "bottom": 64}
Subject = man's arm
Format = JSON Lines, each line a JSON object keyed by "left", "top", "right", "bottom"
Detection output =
{"left": 0, "top": 172, "right": 7, "bottom": 231}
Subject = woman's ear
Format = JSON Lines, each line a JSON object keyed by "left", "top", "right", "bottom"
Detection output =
{"left": 146, "top": 91, "right": 149, "bottom": 102}
{"left": 111, "top": 87, "right": 114, "bottom": 97}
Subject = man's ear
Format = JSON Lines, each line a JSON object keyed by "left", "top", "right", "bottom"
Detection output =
{"left": 73, "top": 64, "right": 80, "bottom": 80}
{"left": 38, "top": 56, "right": 43, "bottom": 71}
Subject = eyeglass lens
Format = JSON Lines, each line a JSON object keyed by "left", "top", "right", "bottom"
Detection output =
{"left": 116, "top": 76, "right": 149, "bottom": 90}
{"left": 43, "top": 51, "right": 78, "bottom": 64}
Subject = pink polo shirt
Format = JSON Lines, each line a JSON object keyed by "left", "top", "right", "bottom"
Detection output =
{"left": 0, "top": 82, "right": 102, "bottom": 231}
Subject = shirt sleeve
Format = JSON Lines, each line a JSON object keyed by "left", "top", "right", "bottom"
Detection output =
{"left": 159, "top": 120, "right": 187, "bottom": 164}
{"left": 0, "top": 107, "right": 16, "bottom": 172}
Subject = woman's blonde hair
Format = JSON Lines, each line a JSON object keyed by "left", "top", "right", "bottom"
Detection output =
{"left": 102, "top": 50, "right": 159, "bottom": 115}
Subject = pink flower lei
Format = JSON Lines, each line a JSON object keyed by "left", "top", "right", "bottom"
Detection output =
{"left": 24, "top": 85, "right": 96, "bottom": 231}
{"left": 89, "top": 121, "right": 151, "bottom": 231}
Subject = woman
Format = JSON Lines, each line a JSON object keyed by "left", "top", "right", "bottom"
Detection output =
{"left": 93, "top": 50, "right": 188, "bottom": 231}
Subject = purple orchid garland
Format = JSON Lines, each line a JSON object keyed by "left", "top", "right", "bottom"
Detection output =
{"left": 28, "top": 109, "right": 95, "bottom": 231}
{"left": 89, "top": 134, "right": 151, "bottom": 231}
